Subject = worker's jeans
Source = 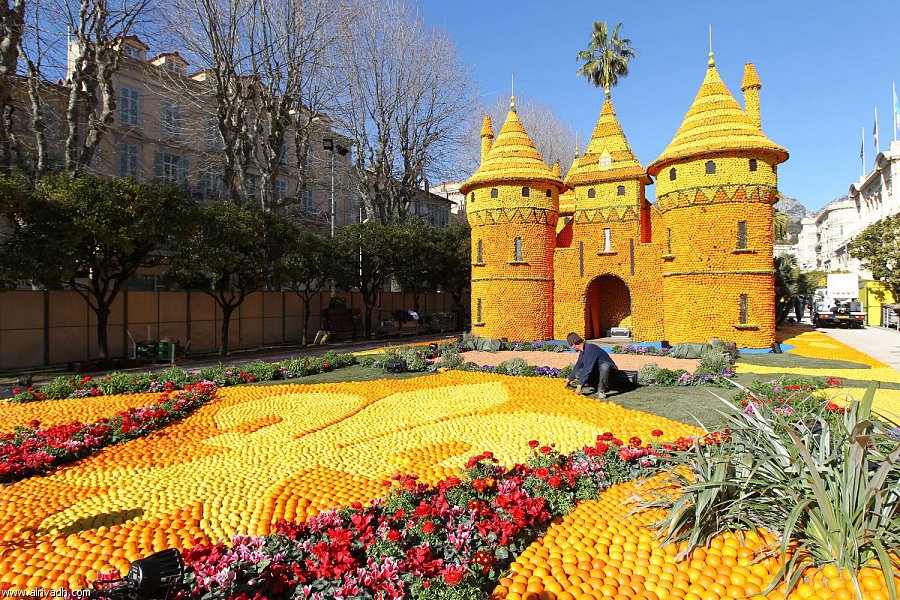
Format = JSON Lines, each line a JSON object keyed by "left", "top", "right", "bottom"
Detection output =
{"left": 575, "top": 361, "right": 615, "bottom": 393}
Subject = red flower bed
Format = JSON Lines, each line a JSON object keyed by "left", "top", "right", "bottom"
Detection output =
{"left": 0, "top": 382, "right": 216, "bottom": 484}
{"left": 131, "top": 431, "right": 727, "bottom": 600}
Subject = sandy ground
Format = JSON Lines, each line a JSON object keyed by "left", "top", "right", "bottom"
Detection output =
{"left": 460, "top": 350, "right": 700, "bottom": 372}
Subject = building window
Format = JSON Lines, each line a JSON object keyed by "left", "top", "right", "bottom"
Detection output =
{"left": 587, "top": 188, "right": 596, "bottom": 199}
{"left": 669, "top": 168, "right": 676, "bottom": 180}
{"left": 205, "top": 116, "right": 222, "bottom": 149}
{"left": 116, "top": 142, "right": 141, "bottom": 179}
{"left": 162, "top": 100, "right": 184, "bottom": 138}
{"left": 666, "top": 227, "right": 672, "bottom": 254}
{"left": 118, "top": 86, "right": 140, "bottom": 126}
{"left": 617, "top": 185, "right": 625, "bottom": 196}
{"left": 122, "top": 45, "right": 144, "bottom": 59}
{"left": 521, "top": 186, "right": 530, "bottom": 197}
{"left": 705, "top": 160, "right": 716, "bottom": 174}
{"left": 166, "top": 61, "right": 186, "bottom": 76}
{"left": 301, "top": 189, "right": 314, "bottom": 212}
{"left": 154, "top": 150, "right": 187, "bottom": 186}
{"left": 476, "top": 239, "right": 483, "bottom": 263}
{"left": 739, "top": 294, "right": 749, "bottom": 324}
{"left": 545, "top": 188, "right": 552, "bottom": 197}
{"left": 491, "top": 188, "right": 498, "bottom": 198}
{"left": 602, "top": 228, "right": 612, "bottom": 252}
{"left": 470, "top": 192, "right": 475, "bottom": 203}
{"left": 749, "top": 159, "right": 758, "bottom": 172}
{"left": 198, "top": 162, "right": 226, "bottom": 200}
{"left": 514, "top": 237, "right": 523, "bottom": 261}
{"left": 737, "top": 220, "right": 748, "bottom": 249}
{"left": 275, "top": 178, "right": 289, "bottom": 200}
{"left": 477, "top": 298, "right": 482, "bottom": 323}
{"left": 599, "top": 156, "right": 612, "bottom": 167}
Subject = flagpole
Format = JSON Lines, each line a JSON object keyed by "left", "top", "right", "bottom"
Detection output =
{"left": 894, "top": 82, "right": 898, "bottom": 142}
{"left": 875, "top": 106, "right": 880, "bottom": 154}
{"left": 862, "top": 126, "right": 866, "bottom": 177}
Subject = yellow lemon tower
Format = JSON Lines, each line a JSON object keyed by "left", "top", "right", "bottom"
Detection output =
{"left": 647, "top": 55, "right": 788, "bottom": 347}
{"left": 460, "top": 98, "right": 566, "bottom": 341}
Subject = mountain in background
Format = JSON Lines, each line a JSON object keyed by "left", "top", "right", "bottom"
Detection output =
{"left": 775, "top": 196, "right": 812, "bottom": 244}
{"left": 776, "top": 196, "right": 813, "bottom": 221}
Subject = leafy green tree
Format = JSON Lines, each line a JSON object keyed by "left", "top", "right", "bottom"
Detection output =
{"left": 391, "top": 218, "right": 437, "bottom": 313}
{"left": 576, "top": 22, "right": 636, "bottom": 97}
{"left": 332, "top": 220, "right": 397, "bottom": 338}
{"left": 850, "top": 215, "right": 900, "bottom": 302}
{"left": 0, "top": 175, "right": 193, "bottom": 358}
{"left": 773, "top": 210, "right": 791, "bottom": 243}
{"left": 430, "top": 222, "right": 471, "bottom": 311}
{"left": 279, "top": 231, "right": 335, "bottom": 346}
{"left": 166, "top": 201, "right": 293, "bottom": 356}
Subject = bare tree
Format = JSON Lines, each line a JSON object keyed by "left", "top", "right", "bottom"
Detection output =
{"left": 335, "top": 0, "right": 476, "bottom": 223}
{"left": 167, "top": 0, "right": 339, "bottom": 210}
{"left": 464, "top": 94, "right": 578, "bottom": 179}
{"left": 61, "top": 0, "right": 153, "bottom": 174}
{"left": 0, "top": 0, "right": 26, "bottom": 174}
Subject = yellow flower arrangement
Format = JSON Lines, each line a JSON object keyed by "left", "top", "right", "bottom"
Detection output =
{"left": 0, "top": 371, "right": 697, "bottom": 590}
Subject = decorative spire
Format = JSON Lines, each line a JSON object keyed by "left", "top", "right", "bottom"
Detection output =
{"left": 510, "top": 73, "right": 516, "bottom": 113}
{"left": 480, "top": 115, "right": 494, "bottom": 139}
{"left": 552, "top": 161, "right": 561, "bottom": 177}
{"left": 708, "top": 24, "right": 715, "bottom": 67}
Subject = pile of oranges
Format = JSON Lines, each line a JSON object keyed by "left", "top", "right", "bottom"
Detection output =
{"left": 0, "top": 391, "right": 162, "bottom": 434}
{"left": 0, "top": 371, "right": 697, "bottom": 591}
{"left": 491, "top": 478, "right": 899, "bottom": 600}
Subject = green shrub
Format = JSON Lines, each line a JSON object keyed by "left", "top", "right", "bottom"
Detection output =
{"left": 637, "top": 363, "right": 660, "bottom": 386}
{"left": 695, "top": 347, "right": 732, "bottom": 376}
{"left": 159, "top": 365, "right": 195, "bottom": 387}
{"left": 495, "top": 357, "right": 530, "bottom": 376}
{"left": 439, "top": 346, "right": 464, "bottom": 370}
{"left": 359, "top": 356, "right": 378, "bottom": 368}
{"left": 654, "top": 368, "right": 688, "bottom": 386}
{"left": 399, "top": 347, "right": 428, "bottom": 372}
{"left": 242, "top": 361, "right": 279, "bottom": 381}
{"left": 199, "top": 364, "right": 228, "bottom": 381}
{"left": 710, "top": 338, "right": 739, "bottom": 360}
{"left": 42, "top": 376, "right": 76, "bottom": 399}
{"left": 558, "top": 364, "right": 573, "bottom": 380}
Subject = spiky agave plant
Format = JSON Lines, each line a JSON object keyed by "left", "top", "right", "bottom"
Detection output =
{"left": 642, "top": 383, "right": 900, "bottom": 598}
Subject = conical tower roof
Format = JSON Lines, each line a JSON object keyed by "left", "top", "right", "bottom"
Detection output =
{"left": 647, "top": 61, "right": 788, "bottom": 176}
{"left": 460, "top": 102, "right": 565, "bottom": 194}
{"left": 566, "top": 97, "right": 651, "bottom": 186}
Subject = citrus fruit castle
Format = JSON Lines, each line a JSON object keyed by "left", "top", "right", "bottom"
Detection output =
{"left": 460, "top": 54, "right": 789, "bottom": 348}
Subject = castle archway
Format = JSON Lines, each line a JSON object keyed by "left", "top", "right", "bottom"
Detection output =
{"left": 584, "top": 275, "right": 632, "bottom": 339}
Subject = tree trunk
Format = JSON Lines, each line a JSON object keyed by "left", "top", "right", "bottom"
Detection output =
{"left": 301, "top": 296, "right": 311, "bottom": 346}
{"left": 363, "top": 292, "right": 373, "bottom": 339}
{"left": 220, "top": 303, "right": 236, "bottom": 356}
{"left": 94, "top": 303, "right": 111, "bottom": 359}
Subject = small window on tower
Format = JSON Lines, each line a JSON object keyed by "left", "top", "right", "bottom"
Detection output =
{"left": 599, "top": 156, "right": 612, "bottom": 167}
{"left": 705, "top": 160, "right": 716, "bottom": 174}
{"left": 490, "top": 188, "right": 498, "bottom": 198}
{"left": 546, "top": 188, "right": 552, "bottom": 197}
{"left": 470, "top": 192, "right": 475, "bottom": 203}
{"left": 669, "top": 168, "right": 677, "bottom": 181}
{"left": 514, "top": 237, "right": 523, "bottom": 262}
{"left": 749, "top": 159, "right": 758, "bottom": 172}
{"left": 476, "top": 239, "right": 483, "bottom": 263}
{"left": 602, "top": 228, "right": 612, "bottom": 252}
{"left": 739, "top": 294, "right": 749, "bottom": 324}
{"left": 737, "top": 220, "right": 748, "bottom": 249}
{"left": 521, "top": 187, "right": 530, "bottom": 197}
{"left": 667, "top": 228, "right": 672, "bottom": 254}
{"left": 477, "top": 298, "right": 483, "bottom": 323}
{"left": 587, "top": 188, "right": 596, "bottom": 199}
{"left": 617, "top": 185, "right": 625, "bottom": 196}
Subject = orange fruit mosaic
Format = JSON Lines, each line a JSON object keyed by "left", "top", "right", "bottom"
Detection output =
{"left": 0, "top": 371, "right": 699, "bottom": 590}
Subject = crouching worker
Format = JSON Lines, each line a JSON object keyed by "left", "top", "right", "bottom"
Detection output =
{"left": 565, "top": 332, "right": 617, "bottom": 400}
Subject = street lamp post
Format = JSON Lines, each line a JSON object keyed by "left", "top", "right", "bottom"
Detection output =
{"left": 323, "top": 138, "right": 349, "bottom": 297}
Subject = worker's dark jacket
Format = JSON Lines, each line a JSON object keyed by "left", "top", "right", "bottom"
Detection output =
{"left": 568, "top": 344, "right": 616, "bottom": 386}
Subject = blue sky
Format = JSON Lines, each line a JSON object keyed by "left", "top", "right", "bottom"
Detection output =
{"left": 419, "top": 0, "right": 900, "bottom": 212}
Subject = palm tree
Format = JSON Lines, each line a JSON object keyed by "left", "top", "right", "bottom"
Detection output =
{"left": 576, "top": 22, "right": 636, "bottom": 97}
{"left": 773, "top": 210, "right": 791, "bottom": 243}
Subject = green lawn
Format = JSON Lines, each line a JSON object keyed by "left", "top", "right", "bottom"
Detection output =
{"left": 736, "top": 353, "right": 870, "bottom": 370}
